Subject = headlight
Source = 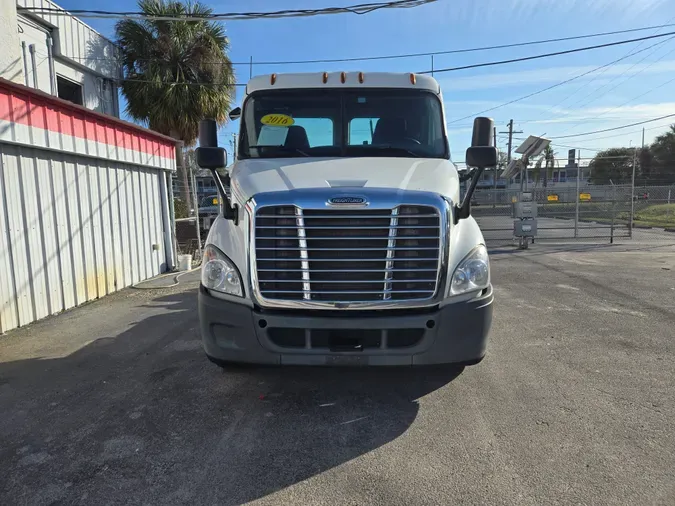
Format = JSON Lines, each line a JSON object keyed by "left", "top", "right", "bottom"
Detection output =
{"left": 450, "top": 245, "right": 490, "bottom": 296}
{"left": 201, "top": 245, "right": 243, "bottom": 297}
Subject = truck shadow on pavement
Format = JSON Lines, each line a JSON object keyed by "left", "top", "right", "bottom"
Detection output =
{"left": 0, "top": 287, "right": 463, "bottom": 505}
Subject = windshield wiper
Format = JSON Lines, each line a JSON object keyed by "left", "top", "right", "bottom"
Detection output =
{"left": 354, "top": 145, "right": 420, "bottom": 157}
{"left": 249, "top": 145, "right": 310, "bottom": 157}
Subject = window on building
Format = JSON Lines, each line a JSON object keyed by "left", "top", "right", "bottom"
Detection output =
{"left": 57, "top": 76, "right": 83, "bottom": 106}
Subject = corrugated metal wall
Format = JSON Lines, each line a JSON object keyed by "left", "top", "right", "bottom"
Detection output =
{"left": 0, "top": 143, "right": 169, "bottom": 332}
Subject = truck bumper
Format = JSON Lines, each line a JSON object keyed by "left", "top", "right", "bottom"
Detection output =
{"left": 198, "top": 285, "right": 493, "bottom": 367}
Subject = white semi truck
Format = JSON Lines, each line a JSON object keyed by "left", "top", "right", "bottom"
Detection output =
{"left": 196, "top": 72, "right": 496, "bottom": 367}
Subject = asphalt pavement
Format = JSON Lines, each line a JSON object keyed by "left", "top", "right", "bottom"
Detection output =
{"left": 1, "top": 241, "right": 674, "bottom": 505}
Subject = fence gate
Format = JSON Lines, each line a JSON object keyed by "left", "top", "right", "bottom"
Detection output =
{"left": 470, "top": 185, "right": 656, "bottom": 248}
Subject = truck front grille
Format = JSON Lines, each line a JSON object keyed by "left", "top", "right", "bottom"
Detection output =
{"left": 254, "top": 205, "right": 441, "bottom": 304}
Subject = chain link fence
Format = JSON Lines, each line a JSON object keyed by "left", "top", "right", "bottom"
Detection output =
{"left": 471, "top": 184, "right": 675, "bottom": 247}
{"left": 168, "top": 173, "right": 674, "bottom": 255}
{"left": 171, "top": 175, "right": 203, "bottom": 266}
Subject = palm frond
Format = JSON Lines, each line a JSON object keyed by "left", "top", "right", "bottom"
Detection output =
{"left": 116, "top": 0, "right": 235, "bottom": 144}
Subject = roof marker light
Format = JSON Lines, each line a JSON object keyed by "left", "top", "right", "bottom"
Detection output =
{"left": 341, "top": 72, "right": 346, "bottom": 84}
{"left": 358, "top": 72, "right": 364, "bottom": 84}
{"left": 410, "top": 73, "right": 416, "bottom": 85}
{"left": 323, "top": 72, "right": 328, "bottom": 84}
{"left": 271, "top": 74, "right": 277, "bottom": 85}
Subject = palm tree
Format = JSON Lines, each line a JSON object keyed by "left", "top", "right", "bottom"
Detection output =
{"left": 116, "top": 0, "right": 235, "bottom": 204}
{"left": 543, "top": 144, "right": 556, "bottom": 187}
{"left": 116, "top": 0, "right": 234, "bottom": 142}
{"left": 531, "top": 145, "right": 555, "bottom": 189}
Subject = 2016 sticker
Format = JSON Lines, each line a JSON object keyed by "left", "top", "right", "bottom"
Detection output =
{"left": 260, "top": 113, "right": 295, "bottom": 126}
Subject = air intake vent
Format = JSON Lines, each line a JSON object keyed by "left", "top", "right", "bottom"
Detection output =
{"left": 255, "top": 204, "right": 441, "bottom": 305}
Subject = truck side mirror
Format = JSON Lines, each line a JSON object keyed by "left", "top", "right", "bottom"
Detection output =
{"left": 196, "top": 146, "right": 227, "bottom": 170}
{"left": 196, "top": 119, "right": 239, "bottom": 224}
{"left": 229, "top": 107, "right": 241, "bottom": 121}
{"left": 456, "top": 117, "right": 497, "bottom": 223}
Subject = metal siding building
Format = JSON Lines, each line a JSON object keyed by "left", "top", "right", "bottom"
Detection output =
{"left": 0, "top": 79, "right": 177, "bottom": 333}
{"left": 1, "top": 1, "right": 121, "bottom": 116}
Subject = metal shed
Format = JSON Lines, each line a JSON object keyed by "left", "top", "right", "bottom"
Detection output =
{"left": 0, "top": 78, "right": 177, "bottom": 333}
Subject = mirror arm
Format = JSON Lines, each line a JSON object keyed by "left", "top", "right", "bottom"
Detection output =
{"left": 455, "top": 166, "right": 485, "bottom": 224}
{"left": 456, "top": 117, "right": 497, "bottom": 223}
{"left": 197, "top": 119, "right": 239, "bottom": 225}
{"left": 210, "top": 169, "right": 239, "bottom": 225}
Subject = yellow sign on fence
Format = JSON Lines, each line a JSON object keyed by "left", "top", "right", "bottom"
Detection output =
{"left": 547, "top": 194, "right": 559, "bottom": 202}
{"left": 579, "top": 193, "right": 592, "bottom": 201}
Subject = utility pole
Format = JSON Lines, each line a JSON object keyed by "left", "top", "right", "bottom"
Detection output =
{"left": 492, "top": 126, "right": 498, "bottom": 209}
{"left": 499, "top": 119, "right": 523, "bottom": 189}
{"left": 630, "top": 148, "right": 637, "bottom": 238}
{"left": 574, "top": 149, "right": 581, "bottom": 238}
{"left": 641, "top": 127, "right": 645, "bottom": 149}
{"left": 493, "top": 126, "right": 498, "bottom": 191}
{"left": 249, "top": 56, "right": 253, "bottom": 79}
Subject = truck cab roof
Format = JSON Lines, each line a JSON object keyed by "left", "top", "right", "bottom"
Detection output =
{"left": 245, "top": 72, "right": 441, "bottom": 95}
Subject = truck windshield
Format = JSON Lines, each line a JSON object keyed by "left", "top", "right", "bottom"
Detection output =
{"left": 238, "top": 89, "right": 448, "bottom": 159}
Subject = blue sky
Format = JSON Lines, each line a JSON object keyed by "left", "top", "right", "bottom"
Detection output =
{"left": 59, "top": 0, "right": 675, "bottom": 164}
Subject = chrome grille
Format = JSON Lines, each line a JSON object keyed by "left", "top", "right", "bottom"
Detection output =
{"left": 254, "top": 204, "right": 441, "bottom": 304}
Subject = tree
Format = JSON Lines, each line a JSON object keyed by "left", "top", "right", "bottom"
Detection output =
{"left": 649, "top": 124, "right": 675, "bottom": 184}
{"left": 543, "top": 145, "right": 556, "bottom": 187}
{"left": 530, "top": 145, "right": 555, "bottom": 188}
{"left": 116, "top": 0, "right": 235, "bottom": 203}
{"left": 116, "top": 0, "right": 235, "bottom": 142}
{"left": 589, "top": 147, "right": 640, "bottom": 185}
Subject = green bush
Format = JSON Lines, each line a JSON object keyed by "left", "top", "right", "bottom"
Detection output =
{"left": 174, "top": 197, "right": 188, "bottom": 219}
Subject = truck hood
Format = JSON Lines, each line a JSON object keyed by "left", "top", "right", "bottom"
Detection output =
{"left": 230, "top": 157, "right": 460, "bottom": 204}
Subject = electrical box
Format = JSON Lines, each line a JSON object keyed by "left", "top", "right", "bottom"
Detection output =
{"left": 515, "top": 201, "right": 538, "bottom": 218}
{"left": 514, "top": 219, "right": 537, "bottom": 237}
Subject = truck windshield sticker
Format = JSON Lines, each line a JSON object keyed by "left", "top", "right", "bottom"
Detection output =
{"left": 257, "top": 125, "right": 289, "bottom": 146}
{"left": 260, "top": 113, "right": 295, "bottom": 126}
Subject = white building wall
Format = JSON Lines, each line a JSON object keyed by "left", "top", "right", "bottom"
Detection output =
{"left": 17, "top": 16, "right": 52, "bottom": 93}
{"left": 0, "top": 144, "right": 168, "bottom": 332}
{"left": 1, "top": 1, "right": 23, "bottom": 85}
{"left": 10, "top": 1, "right": 121, "bottom": 117}
{"left": 0, "top": 80, "right": 177, "bottom": 334}
{"left": 17, "top": 0, "right": 120, "bottom": 79}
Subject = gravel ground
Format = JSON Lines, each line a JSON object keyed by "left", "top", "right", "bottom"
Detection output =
{"left": 1, "top": 242, "right": 674, "bottom": 505}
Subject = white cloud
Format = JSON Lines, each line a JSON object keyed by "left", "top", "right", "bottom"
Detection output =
{"left": 436, "top": 60, "right": 675, "bottom": 91}
{"left": 520, "top": 102, "right": 675, "bottom": 126}
{"left": 445, "top": 0, "right": 670, "bottom": 21}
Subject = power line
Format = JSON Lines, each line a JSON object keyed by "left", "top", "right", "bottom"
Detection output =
{"left": 541, "top": 21, "right": 675, "bottom": 114}
{"left": 115, "top": 77, "right": 247, "bottom": 87}
{"left": 420, "top": 30, "right": 675, "bottom": 75}
{"left": 104, "top": 30, "right": 675, "bottom": 91}
{"left": 58, "top": 22, "right": 675, "bottom": 66}
{"left": 521, "top": 35, "right": 675, "bottom": 128}
{"left": 550, "top": 36, "right": 675, "bottom": 135}
{"left": 445, "top": 38, "right": 675, "bottom": 125}
{"left": 513, "top": 120, "right": 675, "bottom": 150}
{"left": 548, "top": 121, "right": 675, "bottom": 144}
{"left": 18, "top": 0, "right": 435, "bottom": 21}
{"left": 549, "top": 114, "right": 675, "bottom": 139}
{"left": 560, "top": 74, "right": 675, "bottom": 134}
{"left": 564, "top": 37, "right": 675, "bottom": 113}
